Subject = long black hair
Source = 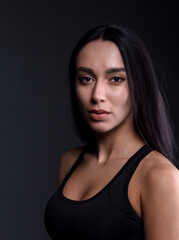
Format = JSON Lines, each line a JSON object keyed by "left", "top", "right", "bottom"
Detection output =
{"left": 69, "top": 24, "right": 176, "bottom": 164}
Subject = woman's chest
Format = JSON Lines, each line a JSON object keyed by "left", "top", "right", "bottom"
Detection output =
{"left": 62, "top": 158, "right": 132, "bottom": 201}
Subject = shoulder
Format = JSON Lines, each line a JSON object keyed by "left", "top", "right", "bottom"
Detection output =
{"left": 57, "top": 146, "right": 86, "bottom": 187}
{"left": 140, "top": 151, "right": 179, "bottom": 239}
{"left": 141, "top": 150, "right": 179, "bottom": 192}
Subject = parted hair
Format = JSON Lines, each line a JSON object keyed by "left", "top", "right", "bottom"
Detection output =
{"left": 69, "top": 24, "right": 176, "bottom": 164}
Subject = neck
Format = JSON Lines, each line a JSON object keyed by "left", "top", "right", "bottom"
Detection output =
{"left": 95, "top": 123, "right": 144, "bottom": 164}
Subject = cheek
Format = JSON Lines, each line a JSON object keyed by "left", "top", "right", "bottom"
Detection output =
{"left": 76, "top": 86, "right": 90, "bottom": 108}
{"left": 110, "top": 88, "right": 131, "bottom": 108}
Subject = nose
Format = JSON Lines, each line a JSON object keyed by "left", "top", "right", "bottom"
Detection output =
{"left": 91, "top": 80, "right": 106, "bottom": 103}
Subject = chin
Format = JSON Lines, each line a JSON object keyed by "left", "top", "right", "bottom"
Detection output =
{"left": 88, "top": 123, "right": 114, "bottom": 133}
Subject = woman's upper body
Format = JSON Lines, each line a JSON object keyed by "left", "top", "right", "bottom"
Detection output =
{"left": 44, "top": 24, "right": 179, "bottom": 240}
{"left": 55, "top": 143, "right": 179, "bottom": 240}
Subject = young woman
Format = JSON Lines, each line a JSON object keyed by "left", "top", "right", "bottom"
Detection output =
{"left": 44, "top": 24, "right": 179, "bottom": 240}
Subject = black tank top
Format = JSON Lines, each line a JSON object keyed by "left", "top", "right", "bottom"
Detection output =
{"left": 44, "top": 145, "right": 152, "bottom": 240}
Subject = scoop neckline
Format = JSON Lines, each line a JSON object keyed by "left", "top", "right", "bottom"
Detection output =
{"left": 58, "top": 144, "right": 148, "bottom": 205}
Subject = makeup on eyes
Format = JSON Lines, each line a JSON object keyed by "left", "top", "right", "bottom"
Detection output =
{"left": 76, "top": 67, "right": 126, "bottom": 79}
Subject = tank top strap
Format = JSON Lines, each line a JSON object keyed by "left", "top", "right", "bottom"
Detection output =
{"left": 60, "top": 146, "right": 89, "bottom": 188}
{"left": 121, "top": 145, "right": 152, "bottom": 219}
{"left": 125, "top": 144, "right": 152, "bottom": 175}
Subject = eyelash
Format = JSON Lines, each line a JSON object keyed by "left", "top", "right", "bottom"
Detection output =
{"left": 110, "top": 76, "right": 125, "bottom": 84}
{"left": 78, "top": 76, "right": 125, "bottom": 85}
{"left": 79, "top": 76, "right": 92, "bottom": 84}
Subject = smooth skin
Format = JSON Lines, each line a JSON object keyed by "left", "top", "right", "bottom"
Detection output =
{"left": 58, "top": 40, "right": 179, "bottom": 240}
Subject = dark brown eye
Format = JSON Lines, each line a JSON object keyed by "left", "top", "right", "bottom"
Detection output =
{"left": 112, "top": 77, "right": 124, "bottom": 82}
{"left": 79, "top": 76, "right": 93, "bottom": 85}
{"left": 83, "top": 77, "right": 92, "bottom": 81}
{"left": 110, "top": 76, "right": 125, "bottom": 85}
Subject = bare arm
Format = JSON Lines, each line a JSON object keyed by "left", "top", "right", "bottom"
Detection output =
{"left": 141, "top": 161, "right": 179, "bottom": 240}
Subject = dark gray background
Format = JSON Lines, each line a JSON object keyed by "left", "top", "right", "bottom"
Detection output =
{"left": 0, "top": 0, "right": 178, "bottom": 239}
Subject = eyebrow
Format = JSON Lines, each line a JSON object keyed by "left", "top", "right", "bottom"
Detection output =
{"left": 76, "top": 66, "right": 126, "bottom": 76}
{"left": 106, "top": 67, "right": 126, "bottom": 74}
{"left": 76, "top": 67, "right": 95, "bottom": 76}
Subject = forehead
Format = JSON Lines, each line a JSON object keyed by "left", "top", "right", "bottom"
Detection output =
{"left": 76, "top": 40, "right": 124, "bottom": 69}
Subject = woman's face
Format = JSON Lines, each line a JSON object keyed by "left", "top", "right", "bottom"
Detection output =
{"left": 75, "top": 40, "right": 133, "bottom": 133}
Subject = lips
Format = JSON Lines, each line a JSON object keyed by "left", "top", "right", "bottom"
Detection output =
{"left": 88, "top": 109, "right": 110, "bottom": 114}
{"left": 88, "top": 109, "right": 110, "bottom": 121}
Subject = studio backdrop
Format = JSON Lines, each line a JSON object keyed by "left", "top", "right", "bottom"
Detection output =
{"left": 0, "top": 0, "right": 178, "bottom": 239}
